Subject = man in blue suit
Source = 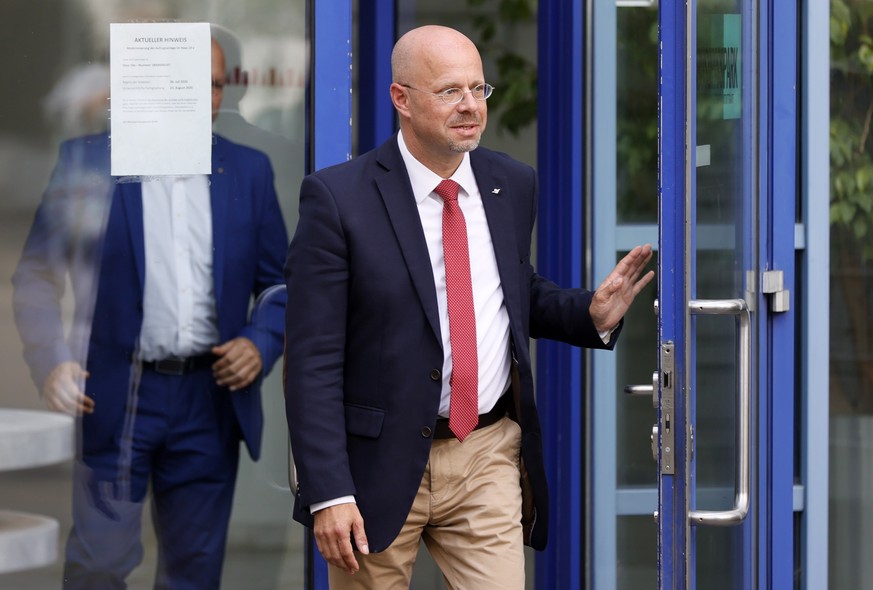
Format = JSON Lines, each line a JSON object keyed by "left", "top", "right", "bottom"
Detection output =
{"left": 284, "top": 25, "right": 654, "bottom": 589}
{"left": 12, "top": 39, "right": 288, "bottom": 589}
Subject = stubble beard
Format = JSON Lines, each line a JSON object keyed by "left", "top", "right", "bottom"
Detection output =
{"left": 448, "top": 136, "right": 481, "bottom": 153}
{"left": 447, "top": 114, "right": 483, "bottom": 153}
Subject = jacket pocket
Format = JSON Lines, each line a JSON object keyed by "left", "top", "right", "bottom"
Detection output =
{"left": 344, "top": 403, "right": 384, "bottom": 438}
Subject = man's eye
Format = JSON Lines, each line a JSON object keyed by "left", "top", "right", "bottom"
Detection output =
{"left": 440, "top": 88, "right": 461, "bottom": 99}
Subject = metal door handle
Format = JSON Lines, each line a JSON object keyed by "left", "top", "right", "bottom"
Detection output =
{"left": 624, "top": 384, "right": 653, "bottom": 395}
{"left": 623, "top": 371, "right": 659, "bottom": 409}
{"left": 687, "top": 299, "right": 751, "bottom": 526}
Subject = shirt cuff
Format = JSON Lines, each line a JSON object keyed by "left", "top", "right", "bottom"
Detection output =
{"left": 598, "top": 326, "right": 616, "bottom": 345}
{"left": 310, "top": 496, "right": 356, "bottom": 514}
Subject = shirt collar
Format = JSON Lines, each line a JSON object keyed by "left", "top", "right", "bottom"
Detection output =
{"left": 397, "top": 130, "right": 477, "bottom": 204}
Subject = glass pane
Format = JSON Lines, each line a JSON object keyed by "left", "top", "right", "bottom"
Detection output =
{"left": 617, "top": 5, "right": 659, "bottom": 224}
{"left": 617, "top": 515, "right": 657, "bottom": 588}
{"left": 695, "top": 253, "right": 738, "bottom": 498}
{"left": 0, "top": 1, "right": 305, "bottom": 586}
{"left": 694, "top": 0, "right": 750, "bottom": 586}
{"left": 616, "top": 251, "right": 659, "bottom": 487}
{"left": 828, "top": 2, "right": 873, "bottom": 585}
{"left": 696, "top": 527, "right": 742, "bottom": 590}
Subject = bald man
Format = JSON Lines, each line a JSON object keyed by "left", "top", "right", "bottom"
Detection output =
{"left": 284, "top": 25, "right": 653, "bottom": 589}
{"left": 13, "top": 38, "right": 288, "bottom": 589}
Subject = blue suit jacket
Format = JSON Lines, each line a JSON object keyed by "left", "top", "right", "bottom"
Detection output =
{"left": 13, "top": 133, "right": 288, "bottom": 460}
{"left": 284, "top": 135, "right": 617, "bottom": 552}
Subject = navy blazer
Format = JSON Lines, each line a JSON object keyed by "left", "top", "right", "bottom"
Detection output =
{"left": 284, "top": 135, "right": 615, "bottom": 552}
{"left": 13, "top": 133, "right": 288, "bottom": 460}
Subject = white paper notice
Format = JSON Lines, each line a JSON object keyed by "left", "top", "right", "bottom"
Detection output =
{"left": 110, "top": 22, "right": 212, "bottom": 176}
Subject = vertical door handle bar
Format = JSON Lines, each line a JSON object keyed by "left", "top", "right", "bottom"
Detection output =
{"left": 687, "top": 299, "right": 751, "bottom": 526}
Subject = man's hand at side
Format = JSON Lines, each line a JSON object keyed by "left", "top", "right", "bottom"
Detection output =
{"left": 42, "top": 361, "right": 94, "bottom": 416}
{"left": 313, "top": 503, "right": 370, "bottom": 574}
{"left": 212, "top": 337, "right": 262, "bottom": 391}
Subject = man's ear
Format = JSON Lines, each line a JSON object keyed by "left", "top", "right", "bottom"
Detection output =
{"left": 389, "top": 83, "right": 411, "bottom": 119}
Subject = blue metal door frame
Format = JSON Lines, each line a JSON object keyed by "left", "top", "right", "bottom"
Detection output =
{"left": 657, "top": 0, "right": 689, "bottom": 585}
{"left": 536, "top": 1, "right": 586, "bottom": 588}
{"left": 756, "top": 0, "right": 796, "bottom": 587}
{"left": 307, "top": 1, "right": 353, "bottom": 587}
{"left": 357, "top": 0, "right": 396, "bottom": 152}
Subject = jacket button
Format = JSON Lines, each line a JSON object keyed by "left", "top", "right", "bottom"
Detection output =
{"left": 420, "top": 426, "right": 433, "bottom": 438}
{"left": 430, "top": 369, "right": 441, "bottom": 381}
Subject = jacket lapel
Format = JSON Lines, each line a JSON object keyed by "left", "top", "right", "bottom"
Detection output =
{"left": 471, "top": 151, "right": 522, "bottom": 321}
{"left": 374, "top": 138, "right": 442, "bottom": 344}
{"left": 119, "top": 182, "right": 146, "bottom": 294}
{"left": 210, "top": 136, "right": 229, "bottom": 309}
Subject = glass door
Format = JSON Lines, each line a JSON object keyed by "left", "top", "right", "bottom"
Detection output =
{"left": 0, "top": 1, "right": 324, "bottom": 588}
{"left": 658, "top": 0, "right": 752, "bottom": 586}
{"left": 656, "top": 0, "right": 795, "bottom": 587}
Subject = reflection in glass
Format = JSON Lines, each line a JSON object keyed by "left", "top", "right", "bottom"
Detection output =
{"left": 0, "top": 1, "right": 306, "bottom": 587}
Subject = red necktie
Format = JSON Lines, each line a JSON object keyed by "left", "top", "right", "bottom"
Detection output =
{"left": 434, "top": 179, "right": 478, "bottom": 441}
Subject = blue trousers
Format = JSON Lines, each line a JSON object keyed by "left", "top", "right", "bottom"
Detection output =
{"left": 63, "top": 366, "right": 241, "bottom": 590}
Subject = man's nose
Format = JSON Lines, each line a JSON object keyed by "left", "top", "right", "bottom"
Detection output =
{"left": 455, "top": 91, "right": 480, "bottom": 111}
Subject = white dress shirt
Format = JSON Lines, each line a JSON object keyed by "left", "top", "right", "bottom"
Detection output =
{"left": 139, "top": 175, "right": 219, "bottom": 361}
{"left": 397, "top": 131, "right": 512, "bottom": 418}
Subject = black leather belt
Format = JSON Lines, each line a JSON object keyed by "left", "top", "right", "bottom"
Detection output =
{"left": 139, "top": 354, "right": 216, "bottom": 376}
{"left": 433, "top": 392, "right": 509, "bottom": 440}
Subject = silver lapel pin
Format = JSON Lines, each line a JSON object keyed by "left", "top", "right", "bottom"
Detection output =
{"left": 492, "top": 188, "right": 501, "bottom": 195}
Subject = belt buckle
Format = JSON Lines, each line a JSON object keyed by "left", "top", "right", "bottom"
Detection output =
{"left": 153, "top": 357, "right": 187, "bottom": 375}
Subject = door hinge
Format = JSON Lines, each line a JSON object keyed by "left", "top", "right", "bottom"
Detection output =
{"left": 762, "top": 270, "right": 790, "bottom": 312}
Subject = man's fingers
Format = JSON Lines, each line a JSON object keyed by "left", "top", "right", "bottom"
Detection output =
{"left": 48, "top": 391, "right": 94, "bottom": 416}
{"left": 46, "top": 396, "right": 67, "bottom": 414}
{"left": 212, "top": 338, "right": 262, "bottom": 390}
{"left": 352, "top": 520, "right": 370, "bottom": 555}
{"left": 215, "top": 360, "right": 260, "bottom": 390}
{"left": 633, "top": 270, "right": 656, "bottom": 296}
{"left": 313, "top": 504, "right": 365, "bottom": 574}
{"left": 601, "top": 244, "right": 652, "bottom": 294}
{"left": 43, "top": 362, "right": 95, "bottom": 416}
{"left": 314, "top": 529, "right": 359, "bottom": 574}
{"left": 337, "top": 534, "right": 360, "bottom": 574}
{"left": 61, "top": 390, "right": 94, "bottom": 416}
{"left": 79, "top": 395, "right": 96, "bottom": 414}
{"left": 623, "top": 246, "right": 652, "bottom": 279}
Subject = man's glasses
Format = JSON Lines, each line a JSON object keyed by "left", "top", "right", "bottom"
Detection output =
{"left": 402, "top": 83, "right": 494, "bottom": 105}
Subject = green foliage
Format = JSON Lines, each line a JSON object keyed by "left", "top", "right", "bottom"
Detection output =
{"left": 831, "top": 0, "right": 873, "bottom": 259}
{"left": 467, "top": 0, "right": 538, "bottom": 136}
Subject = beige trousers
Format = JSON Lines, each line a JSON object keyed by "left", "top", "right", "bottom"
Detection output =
{"left": 328, "top": 416, "right": 525, "bottom": 590}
